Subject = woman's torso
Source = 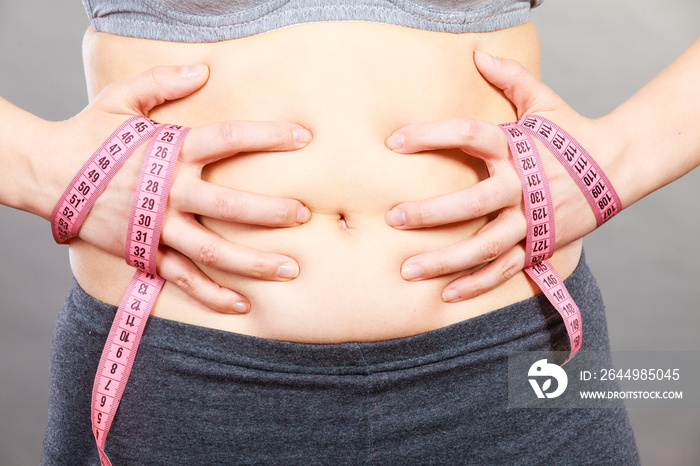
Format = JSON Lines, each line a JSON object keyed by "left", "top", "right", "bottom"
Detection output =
{"left": 73, "top": 17, "right": 583, "bottom": 343}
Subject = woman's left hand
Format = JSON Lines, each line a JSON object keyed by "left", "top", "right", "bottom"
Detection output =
{"left": 384, "top": 51, "right": 616, "bottom": 302}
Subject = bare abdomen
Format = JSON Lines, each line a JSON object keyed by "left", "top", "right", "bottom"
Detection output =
{"left": 72, "top": 21, "right": 582, "bottom": 342}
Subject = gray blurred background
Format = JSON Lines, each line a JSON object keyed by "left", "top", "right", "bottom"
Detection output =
{"left": 0, "top": 0, "right": 698, "bottom": 464}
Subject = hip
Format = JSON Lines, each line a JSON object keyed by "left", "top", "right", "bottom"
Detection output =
{"left": 44, "top": 253, "right": 639, "bottom": 465}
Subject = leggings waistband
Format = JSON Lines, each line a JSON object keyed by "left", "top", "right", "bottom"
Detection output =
{"left": 67, "top": 252, "right": 606, "bottom": 375}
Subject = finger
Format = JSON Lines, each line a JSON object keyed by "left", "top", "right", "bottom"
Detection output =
{"left": 441, "top": 246, "right": 527, "bottom": 302}
{"left": 399, "top": 210, "right": 526, "bottom": 281}
{"left": 386, "top": 173, "right": 521, "bottom": 229}
{"left": 157, "top": 247, "right": 251, "bottom": 314}
{"left": 162, "top": 216, "right": 301, "bottom": 281}
{"left": 171, "top": 178, "right": 311, "bottom": 226}
{"left": 180, "top": 120, "right": 312, "bottom": 164}
{"left": 473, "top": 51, "right": 567, "bottom": 117}
{"left": 98, "top": 65, "right": 210, "bottom": 115}
{"left": 386, "top": 118, "right": 508, "bottom": 159}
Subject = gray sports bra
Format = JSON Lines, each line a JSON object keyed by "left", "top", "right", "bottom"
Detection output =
{"left": 82, "top": 0, "right": 543, "bottom": 42}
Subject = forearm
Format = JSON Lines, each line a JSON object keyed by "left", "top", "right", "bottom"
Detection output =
{"left": 601, "top": 34, "right": 700, "bottom": 207}
{"left": 0, "top": 97, "right": 55, "bottom": 218}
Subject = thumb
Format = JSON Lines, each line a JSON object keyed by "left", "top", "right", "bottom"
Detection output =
{"left": 97, "top": 65, "right": 210, "bottom": 115}
{"left": 473, "top": 51, "right": 567, "bottom": 119}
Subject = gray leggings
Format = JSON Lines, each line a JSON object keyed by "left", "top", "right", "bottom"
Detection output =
{"left": 42, "top": 254, "right": 639, "bottom": 465}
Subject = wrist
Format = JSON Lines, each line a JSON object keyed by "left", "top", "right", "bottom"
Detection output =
{"left": 24, "top": 118, "right": 65, "bottom": 220}
{"left": 0, "top": 100, "right": 54, "bottom": 218}
{"left": 589, "top": 113, "right": 636, "bottom": 210}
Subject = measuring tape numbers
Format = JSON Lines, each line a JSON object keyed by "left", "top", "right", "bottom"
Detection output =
{"left": 50, "top": 116, "right": 159, "bottom": 244}
{"left": 500, "top": 123, "right": 555, "bottom": 267}
{"left": 91, "top": 271, "right": 165, "bottom": 466}
{"left": 501, "top": 122, "right": 579, "bottom": 362}
{"left": 91, "top": 124, "right": 189, "bottom": 466}
{"left": 499, "top": 115, "right": 622, "bottom": 362}
{"left": 50, "top": 118, "right": 189, "bottom": 465}
{"left": 125, "top": 125, "right": 188, "bottom": 275}
{"left": 519, "top": 115, "right": 622, "bottom": 227}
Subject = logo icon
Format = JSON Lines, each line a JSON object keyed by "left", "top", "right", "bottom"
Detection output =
{"left": 528, "top": 359, "right": 568, "bottom": 399}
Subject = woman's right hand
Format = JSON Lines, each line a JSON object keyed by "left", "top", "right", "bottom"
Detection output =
{"left": 33, "top": 65, "right": 312, "bottom": 314}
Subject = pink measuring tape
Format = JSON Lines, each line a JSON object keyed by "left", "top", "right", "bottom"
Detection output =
{"left": 51, "top": 117, "right": 189, "bottom": 465}
{"left": 500, "top": 115, "right": 622, "bottom": 363}
{"left": 519, "top": 115, "right": 621, "bottom": 227}
{"left": 92, "top": 124, "right": 188, "bottom": 466}
{"left": 51, "top": 116, "right": 159, "bottom": 244}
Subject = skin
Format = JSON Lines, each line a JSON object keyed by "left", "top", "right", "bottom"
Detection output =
{"left": 67, "top": 20, "right": 583, "bottom": 342}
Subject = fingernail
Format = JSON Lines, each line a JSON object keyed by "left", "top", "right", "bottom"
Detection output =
{"left": 401, "top": 264, "right": 424, "bottom": 280}
{"left": 385, "top": 208, "right": 406, "bottom": 227}
{"left": 233, "top": 301, "right": 250, "bottom": 313}
{"left": 297, "top": 206, "right": 311, "bottom": 223}
{"left": 180, "top": 65, "right": 207, "bottom": 79}
{"left": 474, "top": 50, "right": 499, "bottom": 66}
{"left": 293, "top": 128, "right": 312, "bottom": 144}
{"left": 442, "top": 288, "right": 461, "bottom": 302}
{"left": 277, "top": 262, "right": 299, "bottom": 279}
{"left": 386, "top": 133, "right": 405, "bottom": 149}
